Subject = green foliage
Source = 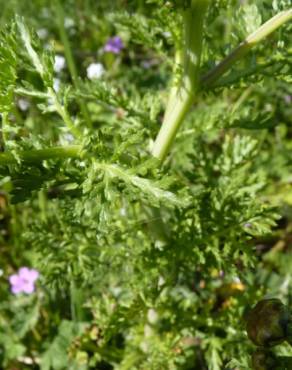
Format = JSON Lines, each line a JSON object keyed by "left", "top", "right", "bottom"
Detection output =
{"left": 41, "top": 320, "right": 86, "bottom": 370}
{"left": 0, "top": 1, "right": 291, "bottom": 369}
{"left": 0, "top": 25, "right": 17, "bottom": 114}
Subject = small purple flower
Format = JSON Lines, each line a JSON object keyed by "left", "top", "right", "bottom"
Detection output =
{"left": 9, "top": 267, "right": 39, "bottom": 295}
{"left": 104, "top": 36, "right": 124, "bottom": 54}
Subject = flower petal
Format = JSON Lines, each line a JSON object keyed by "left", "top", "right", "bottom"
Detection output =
{"left": 9, "top": 274, "right": 20, "bottom": 285}
{"left": 22, "top": 283, "right": 35, "bottom": 294}
{"left": 28, "top": 269, "right": 39, "bottom": 282}
{"left": 18, "top": 267, "right": 30, "bottom": 279}
{"left": 11, "top": 284, "right": 23, "bottom": 294}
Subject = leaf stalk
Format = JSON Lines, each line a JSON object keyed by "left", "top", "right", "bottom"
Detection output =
{"left": 0, "top": 145, "right": 82, "bottom": 166}
{"left": 201, "top": 9, "right": 292, "bottom": 88}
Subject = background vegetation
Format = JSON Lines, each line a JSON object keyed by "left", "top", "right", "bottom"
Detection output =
{"left": 0, "top": 1, "right": 291, "bottom": 369}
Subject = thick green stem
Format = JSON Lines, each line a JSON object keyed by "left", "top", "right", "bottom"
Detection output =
{"left": 201, "top": 9, "right": 292, "bottom": 88}
{"left": 163, "top": 49, "right": 183, "bottom": 123}
{"left": 151, "top": 0, "right": 209, "bottom": 161}
{"left": 0, "top": 145, "right": 82, "bottom": 166}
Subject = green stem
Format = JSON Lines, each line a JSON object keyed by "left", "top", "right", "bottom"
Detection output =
{"left": 70, "top": 279, "right": 85, "bottom": 322}
{"left": 38, "top": 189, "right": 47, "bottom": 222}
{"left": 201, "top": 9, "right": 292, "bottom": 88}
{"left": 48, "top": 87, "right": 82, "bottom": 138}
{"left": 163, "top": 49, "right": 183, "bottom": 123}
{"left": 0, "top": 145, "right": 82, "bottom": 166}
{"left": 151, "top": 0, "right": 209, "bottom": 162}
{"left": 1, "top": 112, "right": 9, "bottom": 146}
{"left": 55, "top": 0, "right": 92, "bottom": 127}
{"left": 16, "top": 18, "right": 83, "bottom": 139}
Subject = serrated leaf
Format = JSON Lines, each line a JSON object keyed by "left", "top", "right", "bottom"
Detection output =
{"left": 0, "top": 26, "right": 17, "bottom": 113}
{"left": 94, "top": 162, "right": 189, "bottom": 208}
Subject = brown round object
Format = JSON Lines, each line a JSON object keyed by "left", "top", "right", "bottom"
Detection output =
{"left": 246, "top": 298, "right": 290, "bottom": 347}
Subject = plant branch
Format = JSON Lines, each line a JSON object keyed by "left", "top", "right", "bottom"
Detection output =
{"left": 47, "top": 87, "right": 82, "bottom": 138}
{"left": 0, "top": 145, "right": 82, "bottom": 166}
{"left": 201, "top": 9, "right": 292, "bottom": 88}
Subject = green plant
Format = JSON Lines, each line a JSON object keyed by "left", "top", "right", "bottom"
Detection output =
{"left": 0, "top": 1, "right": 291, "bottom": 369}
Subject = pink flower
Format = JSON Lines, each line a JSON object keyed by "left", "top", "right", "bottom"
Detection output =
{"left": 104, "top": 36, "right": 124, "bottom": 54}
{"left": 9, "top": 267, "right": 39, "bottom": 294}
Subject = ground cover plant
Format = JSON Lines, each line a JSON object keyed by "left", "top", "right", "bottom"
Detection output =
{"left": 0, "top": 0, "right": 291, "bottom": 369}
